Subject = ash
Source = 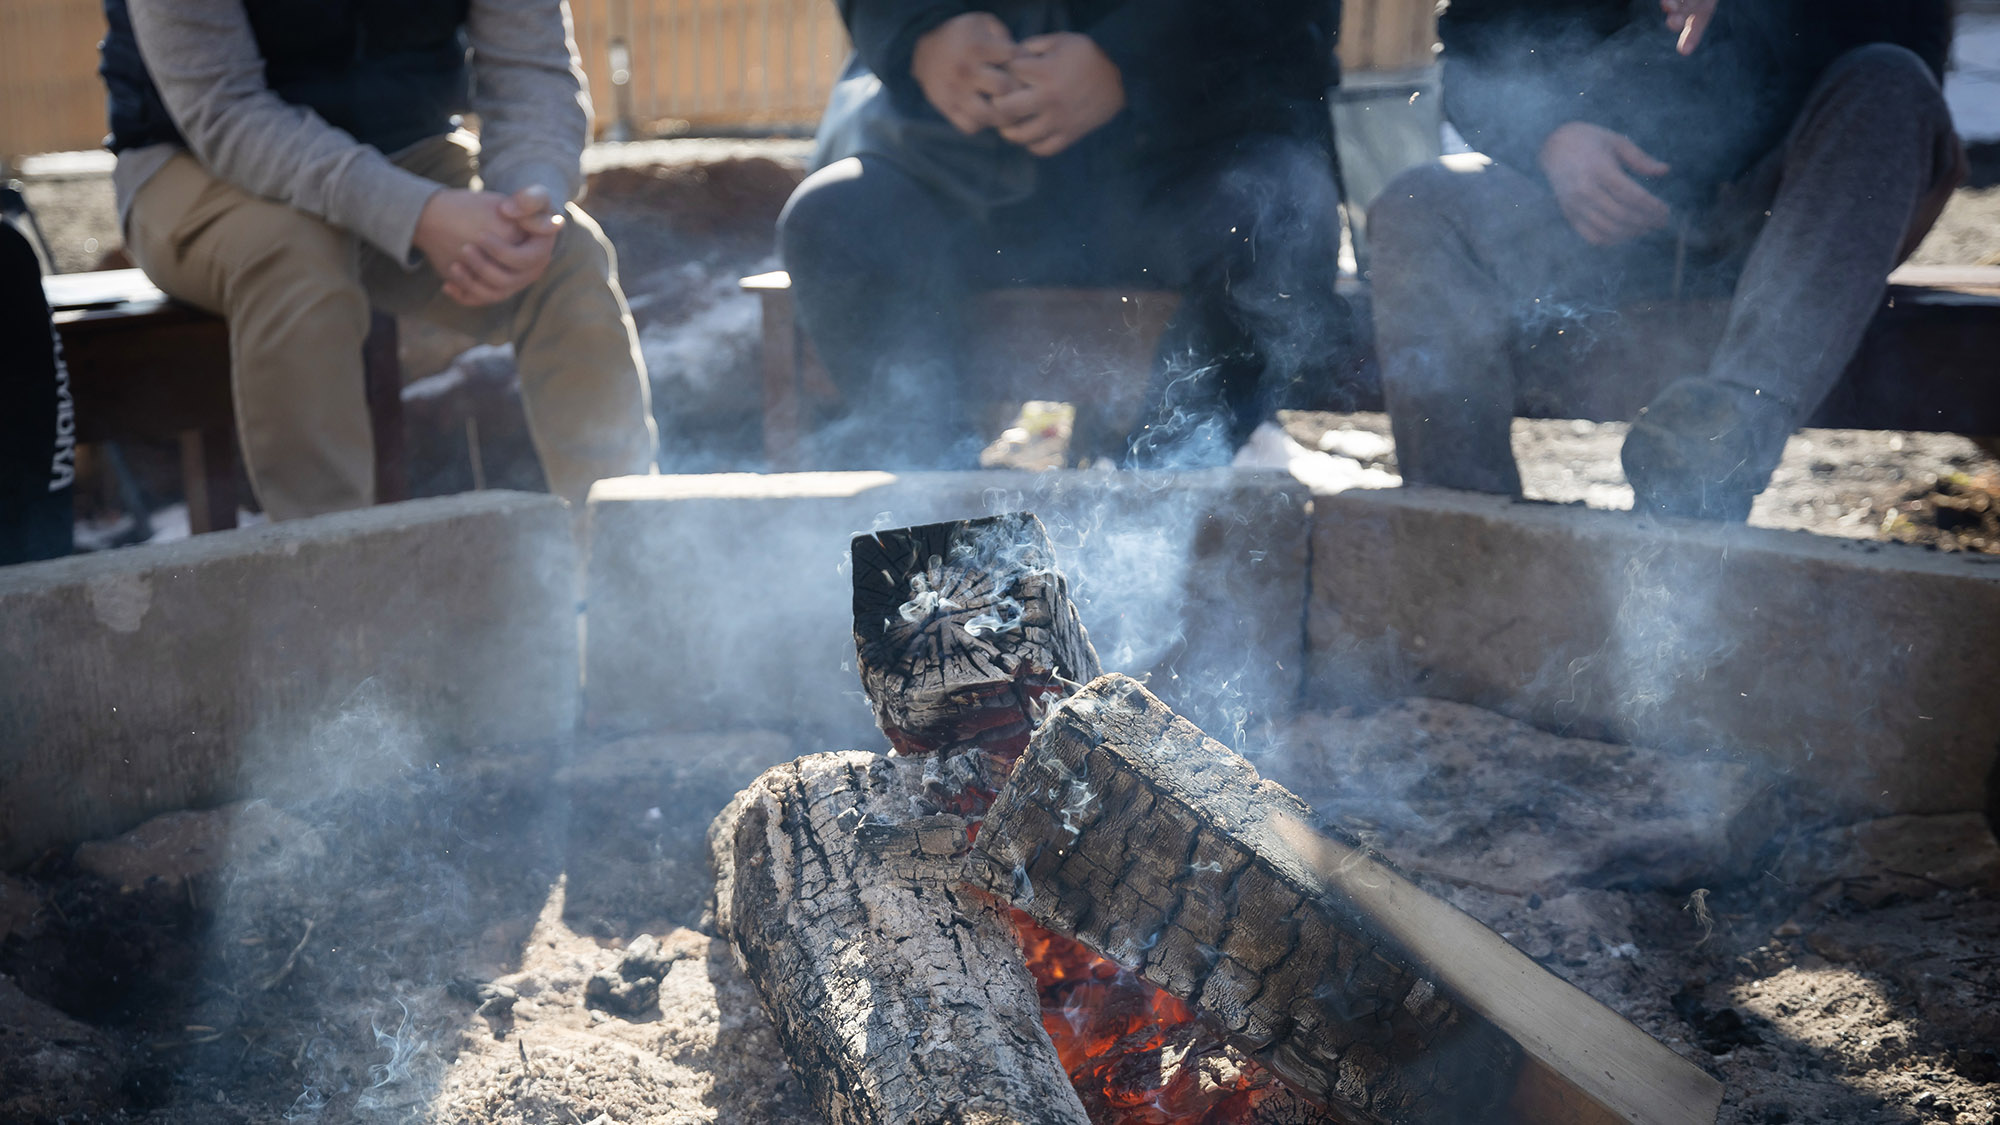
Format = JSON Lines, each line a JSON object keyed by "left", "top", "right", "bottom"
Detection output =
{"left": 4, "top": 704, "right": 1996, "bottom": 1124}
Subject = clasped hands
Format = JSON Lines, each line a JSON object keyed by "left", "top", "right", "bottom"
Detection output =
{"left": 414, "top": 185, "right": 563, "bottom": 307}
{"left": 911, "top": 12, "right": 1125, "bottom": 158}
{"left": 1538, "top": 0, "right": 1718, "bottom": 247}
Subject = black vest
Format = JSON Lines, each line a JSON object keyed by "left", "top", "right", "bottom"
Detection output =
{"left": 101, "top": 0, "right": 473, "bottom": 156}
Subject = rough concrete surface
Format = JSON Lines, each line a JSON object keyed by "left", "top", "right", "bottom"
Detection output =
{"left": 584, "top": 469, "right": 1310, "bottom": 747}
{"left": 0, "top": 492, "right": 579, "bottom": 868}
{"left": 1308, "top": 487, "right": 2000, "bottom": 818}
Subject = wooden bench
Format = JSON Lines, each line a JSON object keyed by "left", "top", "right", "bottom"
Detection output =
{"left": 44, "top": 268, "right": 405, "bottom": 533}
{"left": 749, "top": 265, "right": 2000, "bottom": 467}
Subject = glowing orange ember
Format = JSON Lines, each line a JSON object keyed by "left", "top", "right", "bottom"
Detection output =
{"left": 1012, "top": 910, "right": 1276, "bottom": 1124}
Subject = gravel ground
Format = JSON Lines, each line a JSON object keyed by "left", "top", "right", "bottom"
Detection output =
{"left": 1283, "top": 412, "right": 2000, "bottom": 548}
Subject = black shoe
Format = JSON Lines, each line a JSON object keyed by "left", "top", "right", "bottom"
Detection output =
{"left": 1622, "top": 378, "right": 1792, "bottom": 522}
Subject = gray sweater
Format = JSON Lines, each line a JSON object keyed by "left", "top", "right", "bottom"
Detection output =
{"left": 115, "top": 0, "right": 593, "bottom": 266}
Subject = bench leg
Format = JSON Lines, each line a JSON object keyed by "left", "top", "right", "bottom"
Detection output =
{"left": 364, "top": 311, "right": 407, "bottom": 504}
{"left": 179, "top": 426, "right": 238, "bottom": 534}
{"left": 759, "top": 291, "right": 804, "bottom": 471}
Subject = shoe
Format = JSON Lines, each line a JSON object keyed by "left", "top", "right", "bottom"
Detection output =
{"left": 1622, "top": 378, "right": 1793, "bottom": 522}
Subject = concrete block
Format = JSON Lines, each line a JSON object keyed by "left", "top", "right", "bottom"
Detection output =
{"left": 0, "top": 492, "right": 578, "bottom": 867}
{"left": 584, "top": 470, "right": 1309, "bottom": 746}
{"left": 1308, "top": 487, "right": 2000, "bottom": 817}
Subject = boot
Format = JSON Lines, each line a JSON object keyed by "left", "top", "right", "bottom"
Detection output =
{"left": 1622, "top": 377, "right": 1793, "bottom": 522}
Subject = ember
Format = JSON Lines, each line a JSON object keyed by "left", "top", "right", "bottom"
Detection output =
{"left": 1013, "top": 910, "right": 1277, "bottom": 1124}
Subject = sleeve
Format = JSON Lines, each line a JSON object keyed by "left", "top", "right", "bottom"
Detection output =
{"left": 465, "top": 0, "right": 593, "bottom": 208}
{"left": 1083, "top": 0, "right": 1338, "bottom": 138}
{"left": 836, "top": 0, "right": 969, "bottom": 109}
{"left": 125, "top": 0, "right": 443, "bottom": 265}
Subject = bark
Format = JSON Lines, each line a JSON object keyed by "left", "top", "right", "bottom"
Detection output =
{"left": 852, "top": 514, "right": 1100, "bottom": 759}
{"left": 971, "top": 675, "right": 1723, "bottom": 1125}
{"left": 710, "top": 750, "right": 1090, "bottom": 1125}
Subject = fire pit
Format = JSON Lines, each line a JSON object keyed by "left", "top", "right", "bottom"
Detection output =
{"left": 710, "top": 515, "right": 1720, "bottom": 1125}
{"left": 2, "top": 483, "right": 1997, "bottom": 1125}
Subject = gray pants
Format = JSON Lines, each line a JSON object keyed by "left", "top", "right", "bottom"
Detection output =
{"left": 1371, "top": 44, "right": 1965, "bottom": 496}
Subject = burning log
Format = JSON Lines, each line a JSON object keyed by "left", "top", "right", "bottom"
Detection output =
{"left": 707, "top": 515, "right": 1103, "bottom": 1124}
{"left": 708, "top": 752, "right": 1090, "bottom": 1125}
{"left": 971, "top": 674, "right": 1725, "bottom": 1125}
{"left": 851, "top": 512, "right": 1100, "bottom": 766}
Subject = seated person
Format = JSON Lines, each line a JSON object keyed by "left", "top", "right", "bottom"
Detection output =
{"left": 779, "top": 0, "right": 1363, "bottom": 470}
{"left": 1370, "top": 0, "right": 1964, "bottom": 519}
{"left": 1, "top": 195, "right": 74, "bottom": 565}
{"left": 102, "top": 0, "right": 658, "bottom": 521}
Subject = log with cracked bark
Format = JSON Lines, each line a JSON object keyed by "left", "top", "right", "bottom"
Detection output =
{"left": 851, "top": 513, "right": 1099, "bottom": 762}
{"left": 970, "top": 674, "right": 1725, "bottom": 1125}
{"left": 706, "top": 514, "right": 1105, "bottom": 1125}
{"left": 709, "top": 750, "right": 1090, "bottom": 1125}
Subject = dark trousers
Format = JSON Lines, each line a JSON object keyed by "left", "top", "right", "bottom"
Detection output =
{"left": 0, "top": 219, "right": 74, "bottom": 565}
{"left": 778, "top": 134, "right": 1358, "bottom": 469}
{"left": 1371, "top": 44, "right": 1965, "bottom": 495}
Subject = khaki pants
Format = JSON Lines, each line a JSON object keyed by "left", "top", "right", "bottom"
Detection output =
{"left": 125, "top": 132, "right": 657, "bottom": 520}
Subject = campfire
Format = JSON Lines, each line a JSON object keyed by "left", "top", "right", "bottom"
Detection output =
{"left": 710, "top": 514, "right": 1724, "bottom": 1125}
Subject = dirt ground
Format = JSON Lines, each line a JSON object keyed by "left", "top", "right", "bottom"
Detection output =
{"left": 3, "top": 699, "right": 1995, "bottom": 1125}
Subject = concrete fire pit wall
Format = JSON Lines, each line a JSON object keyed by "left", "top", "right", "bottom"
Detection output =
{"left": 583, "top": 470, "right": 1311, "bottom": 748}
{"left": 1309, "top": 488, "right": 2000, "bottom": 818}
{"left": 0, "top": 493, "right": 581, "bottom": 868}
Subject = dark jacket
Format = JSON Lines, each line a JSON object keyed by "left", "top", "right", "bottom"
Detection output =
{"left": 1438, "top": 0, "right": 1952, "bottom": 207}
{"left": 101, "top": 0, "right": 472, "bottom": 155}
{"left": 820, "top": 0, "right": 1340, "bottom": 206}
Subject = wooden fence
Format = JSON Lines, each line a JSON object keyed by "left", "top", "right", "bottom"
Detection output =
{"left": 2, "top": 0, "right": 1435, "bottom": 159}
{"left": 0, "top": 0, "right": 114, "bottom": 162}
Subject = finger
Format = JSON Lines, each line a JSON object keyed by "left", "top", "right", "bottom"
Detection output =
{"left": 1014, "top": 33, "right": 1063, "bottom": 55}
{"left": 969, "top": 63, "right": 1022, "bottom": 98}
{"left": 941, "top": 99, "right": 991, "bottom": 135}
{"left": 1026, "top": 130, "right": 1077, "bottom": 158}
{"left": 455, "top": 243, "right": 525, "bottom": 292}
{"left": 478, "top": 230, "right": 552, "bottom": 271}
{"left": 499, "top": 185, "right": 552, "bottom": 222}
{"left": 998, "top": 113, "right": 1062, "bottom": 148}
{"left": 1596, "top": 171, "right": 1672, "bottom": 227}
{"left": 1677, "top": 10, "right": 1708, "bottom": 55}
{"left": 1579, "top": 192, "right": 1656, "bottom": 241}
{"left": 989, "top": 88, "right": 1045, "bottom": 124}
{"left": 1611, "top": 136, "right": 1672, "bottom": 178}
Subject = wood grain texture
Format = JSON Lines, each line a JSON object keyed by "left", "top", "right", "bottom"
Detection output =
{"left": 710, "top": 750, "right": 1090, "bottom": 1125}
{"left": 972, "top": 675, "right": 1722, "bottom": 1125}
{"left": 852, "top": 514, "right": 1100, "bottom": 760}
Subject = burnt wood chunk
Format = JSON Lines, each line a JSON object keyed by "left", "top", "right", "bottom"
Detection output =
{"left": 710, "top": 751, "right": 1090, "bottom": 1125}
{"left": 971, "top": 675, "right": 1724, "bottom": 1125}
{"left": 853, "top": 514, "right": 1100, "bottom": 757}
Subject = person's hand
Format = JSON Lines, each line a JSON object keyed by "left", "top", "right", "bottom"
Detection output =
{"left": 911, "top": 12, "right": 1023, "bottom": 135}
{"left": 1538, "top": 122, "right": 1673, "bottom": 247}
{"left": 416, "top": 186, "right": 561, "bottom": 307}
{"left": 1662, "top": 0, "right": 1719, "bottom": 55}
{"left": 989, "top": 33, "right": 1125, "bottom": 157}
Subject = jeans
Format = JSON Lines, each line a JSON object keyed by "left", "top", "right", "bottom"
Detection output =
{"left": 778, "top": 133, "right": 1361, "bottom": 469}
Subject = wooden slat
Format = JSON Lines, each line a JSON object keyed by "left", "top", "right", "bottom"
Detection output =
{"left": 0, "top": 0, "right": 108, "bottom": 160}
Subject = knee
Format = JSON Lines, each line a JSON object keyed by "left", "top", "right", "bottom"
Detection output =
{"left": 1368, "top": 163, "right": 1466, "bottom": 250}
{"left": 1815, "top": 43, "right": 1945, "bottom": 115}
{"left": 778, "top": 157, "right": 915, "bottom": 282}
{"left": 550, "top": 203, "right": 619, "bottom": 281}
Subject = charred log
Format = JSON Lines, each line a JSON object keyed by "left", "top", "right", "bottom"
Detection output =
{"left": 709, "top": 751, "right": 1090, "bottom": 1125}
{"left": 852, "top": 514, "right": 1100, "bottom": 761}
{"left": 971, "top": 675, "right": 1724, "bottom": 1125}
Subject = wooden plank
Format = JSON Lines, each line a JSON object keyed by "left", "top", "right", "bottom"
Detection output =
{"left": 972, "top": 675, "right": 1725, "bottom": 1125}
